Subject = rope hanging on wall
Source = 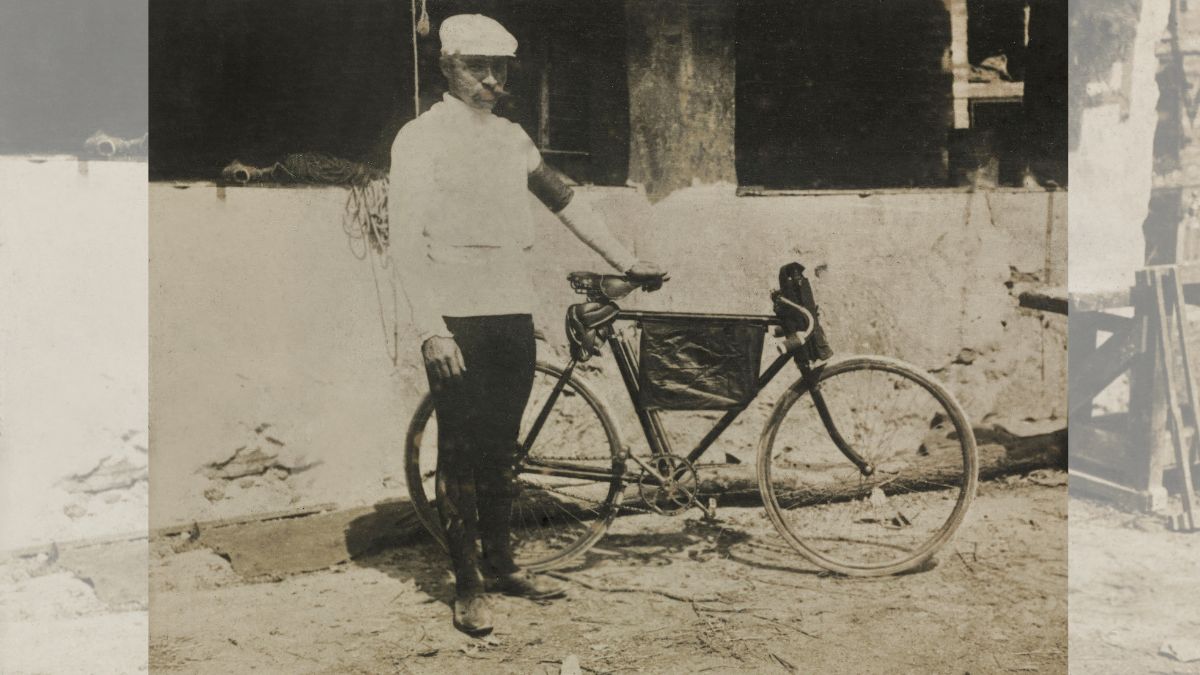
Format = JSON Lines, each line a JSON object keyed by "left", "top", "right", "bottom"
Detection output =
{"left": 338, "top": 0, "right": 428, "bottom": 365}
{"left": 342, "top": 179, "right": 399, "bottom": 365}
{"left": 411, "top": 0, "right": 428, "bottom": 118}
{"left": 417, "top": 0, "right": 430, "bottom": 37}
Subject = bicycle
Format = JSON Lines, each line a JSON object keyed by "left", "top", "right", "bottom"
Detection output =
{"left": 405, "top": 270, "right": 978, "bottom": 577}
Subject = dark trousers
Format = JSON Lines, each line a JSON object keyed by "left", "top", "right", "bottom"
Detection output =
{"left": 426, "top": 314, "right": 535, "bottom": 595}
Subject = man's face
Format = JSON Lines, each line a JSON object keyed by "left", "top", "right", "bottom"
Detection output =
{"left": 442, "top": 55, "right": 509, "bottom": 111}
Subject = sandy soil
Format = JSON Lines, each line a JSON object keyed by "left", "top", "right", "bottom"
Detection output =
{"left": 149, "top": 478, "right": 1065, "bottom": 674}
{"left": 1069, "top": 497, "right": 1200, "bottom": 674}
{"left": 0, "top": 538, "right": 149, "bottom": 674}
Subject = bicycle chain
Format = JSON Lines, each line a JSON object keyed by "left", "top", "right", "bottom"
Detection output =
{"left": 530, "top": 451, "right": 739, "bottom": 469}
{"left": 518, "top": 452, "right": 753, "bottom": 517}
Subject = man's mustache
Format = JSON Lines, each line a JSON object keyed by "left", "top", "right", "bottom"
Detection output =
{"left": 478, "top": 83, "right": 509, "bottom": 98}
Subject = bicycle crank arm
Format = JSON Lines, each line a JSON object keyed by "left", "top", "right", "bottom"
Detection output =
{"left": 624, "top": 452, "right": 670, "bottom": 483}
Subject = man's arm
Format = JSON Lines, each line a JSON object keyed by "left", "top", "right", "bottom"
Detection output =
{"left": 525, "top": 145, "right": 639, "bottom": 273}
{"left": 388, "top": 130, "right": 453, "bottom": 344}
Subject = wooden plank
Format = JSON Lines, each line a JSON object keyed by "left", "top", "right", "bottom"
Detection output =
{"left": 1146, "top": 260, "right": 1200, "bottom": 286}
{"left": 1152, "top": 268, "right": 1197, "bottom": 529}
{"left": 948, "top": 0, "right": 969, "bottom": 129}
{"left": 2, "top": 532, "right": 147, "bottom": 560}
{"left": 1130, "top": 269, "right": 1172, "bottom": 500}
{"left": 1071, "top": 310, "right": 1134, "bottom": 336}
{"left": 150, "top": 502, "right": 340, "bottom": 539}
{"left": 1069, "top": 468, "right": 1163, "bottom": 513}
{"left": 1070, "top": 421, "right": 1135, "bottom": 475}
{"left": 1070, "top": 288, "right": 1133, "bottom": 312}
{"left": 1068, "top": 323, "right": 1139, "bottom": 419}
{"left": 1018, "top": 288, "right": 1067, "bottom": 315}
{"left": 967, "top": 81, "right": 1025, "bottom": 100}
{"left": 1169, "top": 267, "right": 1200, "bottom": 528}
{"left": 1070, "top": 311, "right": 1099, "bottom": 424}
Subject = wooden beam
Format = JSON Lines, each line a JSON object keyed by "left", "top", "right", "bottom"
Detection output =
{"left": 1071, "top": 310, "right": 1134, "bottom": 336}
{"left": 1070, "top": 288, "right": 1133, "bottom": 312}
{"left": 947, "top": 0, "right": 970, "bottom": 129}
{"left": 1070, "top": 311, "right": 1099, "bottom": 424}
{"left": 1069, "top": 468, "right": 1166, "bottom": 513}
{"left": 1151, "top": 268, "right": 1197, "bottom": 529}
{"left": 1070, "top": 420, "right": 1135, "bottom": 476}
{"left": 1068, "top": 324, "right": 1140, "bottom": 418}
{"left": 1131, "top": 269, "right": 1173, "bottom": 499}
{"left": 1018, "top": 287, "right": 1067, "bottom": 315}
{"left": 1167, "top": 267, "right": 1200, "bottom": 528}
{"left": 1145, "top": 260, "right": 1200, "bottom": 286}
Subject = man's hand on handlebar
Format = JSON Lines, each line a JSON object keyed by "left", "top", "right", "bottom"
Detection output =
{"left": 422, "top": 336, "right": 466, "bottom": 388}
{"left": 625, "top": 261, "right": 669, "bottom": 292}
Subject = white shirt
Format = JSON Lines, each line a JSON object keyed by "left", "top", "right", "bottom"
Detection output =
{"left": 388, "top": 93, "right": 635, "bottom": 342}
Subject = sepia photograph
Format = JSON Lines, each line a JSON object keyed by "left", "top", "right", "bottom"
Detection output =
{"left": 144, "top": 0, "right": 1068, "bottom": 672}
{"left": 0, "top": 0, "right": 1073, "bottom": 673}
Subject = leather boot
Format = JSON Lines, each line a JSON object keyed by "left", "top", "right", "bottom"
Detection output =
{"left": 452, "top": 592, "right": 493, "bottom": 636}
{"left": 477, "top": 460, "right": 520, "bottom": 578}
{"left": 435, "top": 445, "right": 485, "bottom": 598}
{"left": 487, "top": 570, "right": 567, "bottom": 600}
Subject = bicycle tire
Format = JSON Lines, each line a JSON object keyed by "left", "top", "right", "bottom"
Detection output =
{"left": 404, "top": 361, "right": 626, "bottom": 572}
{"left": 756, "top": 355, "right": 978, "bottom": 577}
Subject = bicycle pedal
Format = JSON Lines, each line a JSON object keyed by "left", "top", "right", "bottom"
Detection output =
{"left": 700, "top": 496, "right": 718, "bottom": 520}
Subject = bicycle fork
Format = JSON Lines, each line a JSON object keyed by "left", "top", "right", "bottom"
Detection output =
{"left": 804, "top": 368, "right": 875, "bottom": 477}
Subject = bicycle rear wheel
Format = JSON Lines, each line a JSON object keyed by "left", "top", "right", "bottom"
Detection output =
{"left": 757, "top": 356, "right": 977, "bottom": 576}
{"left": 404, "top": 361, "right": 625, "bottom": 571}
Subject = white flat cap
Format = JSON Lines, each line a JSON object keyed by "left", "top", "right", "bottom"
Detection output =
{"left": 440, "top": 14, "right": 517, "bottom": 57}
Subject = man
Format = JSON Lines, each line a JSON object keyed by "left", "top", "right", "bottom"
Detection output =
{"left": 388, "top": 14, "right": 667, "bottom": 636}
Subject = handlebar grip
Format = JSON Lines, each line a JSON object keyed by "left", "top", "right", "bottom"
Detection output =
{"left": 774, "top": 295, "right": 816, "bottom": 344}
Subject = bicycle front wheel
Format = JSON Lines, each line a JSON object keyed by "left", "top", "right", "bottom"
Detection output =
{"left": 404, "top": 361, "right": 625, "bottom": 572}
{"left": 757, "top": 356, "right": 978, "bottom": 576}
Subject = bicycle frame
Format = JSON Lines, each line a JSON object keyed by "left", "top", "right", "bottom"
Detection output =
{"left": 517, "top": 308, "right": 873, "bottom": 487}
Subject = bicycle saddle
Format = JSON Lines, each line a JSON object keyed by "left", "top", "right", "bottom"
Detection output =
{"left": 568, "top": 271, "right": 640, "bottom": 301}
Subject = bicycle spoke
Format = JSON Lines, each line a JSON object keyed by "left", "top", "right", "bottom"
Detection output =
{"left": 761, "top": 358, "right": 976, "bottom": 575}
{"left": 406, "top": 362, "right": 624, "bottom": 571}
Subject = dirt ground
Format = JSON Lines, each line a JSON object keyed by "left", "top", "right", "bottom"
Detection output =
{"left": 0, "top": 536, "right": 148, "bottom": 674}
{"left": 1069, "top": 497, "right": 1200, "bottom": 674}
{"left": 148, "top": 477, "right": 1066, "bottom": 674}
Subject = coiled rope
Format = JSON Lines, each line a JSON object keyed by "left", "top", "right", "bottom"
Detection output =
{"left": 342, "top": 0, "right": 427, "bottom": 365}
{"left": 343, "top": 179, "right": 399, "bottom": 366}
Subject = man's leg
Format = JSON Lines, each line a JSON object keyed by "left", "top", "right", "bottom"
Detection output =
{"left": 471, "top": 315, "right": 565, "bottom": 599}
{"left": 433, "top": 426, "right": 483, "bottom": 595}
{"left": 474, "top": 315, "right": 536, "bottom": 577}
{"left": 428, "top": 318, "right": 490, "bottom": 633}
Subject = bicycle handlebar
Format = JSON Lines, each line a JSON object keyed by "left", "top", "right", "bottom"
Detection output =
{"left": 567, "top": 270, "right": 814, "bottom": 350}
{"left": 568, "top": 271, "right": 665, "bottom": 301}
{"left": 773, "top": 295, "right": 817, "bottom": 345}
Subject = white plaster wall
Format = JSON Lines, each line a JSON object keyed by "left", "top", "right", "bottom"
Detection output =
{"left": 149, "top": 182, "right": 1065, "bottom": 527}
{"left": 0, "top": 157, "right": 148, "bottom": 549}
{"left": 1068, "top": 0, "right": 1171, "bottom": 294}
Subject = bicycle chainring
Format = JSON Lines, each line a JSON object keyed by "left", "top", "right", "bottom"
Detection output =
{"left": 636, "top": 455, "right": 700, "bottom": 516}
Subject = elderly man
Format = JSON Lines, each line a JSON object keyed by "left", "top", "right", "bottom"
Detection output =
{"left": 388, "top": 14, "right": 666, "bottom": 636}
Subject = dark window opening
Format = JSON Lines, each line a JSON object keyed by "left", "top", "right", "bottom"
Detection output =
{"left": 735, "top": 0, "right": 1065, "bottom": 190}
{"left": 149, "top": 0, "right": 414, "bottom": 181}
{"left": 968, "top": 0, "right": 1028, "bottom": 83}
{"left": 149, "top": 0, "right": 628, "bottom": 185}
{"left": 489, "top": 0, "right": 629, "bottom": 186}
{"left": 961, "top": 0, "right": 1067, "bottom": 187}
{"left": 735, "top": 0, "right": 955, "bottom": 190}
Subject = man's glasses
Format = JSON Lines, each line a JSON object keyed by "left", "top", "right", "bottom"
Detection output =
{"left": 455, "top": 56, "right": 509, "bottom": 82}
